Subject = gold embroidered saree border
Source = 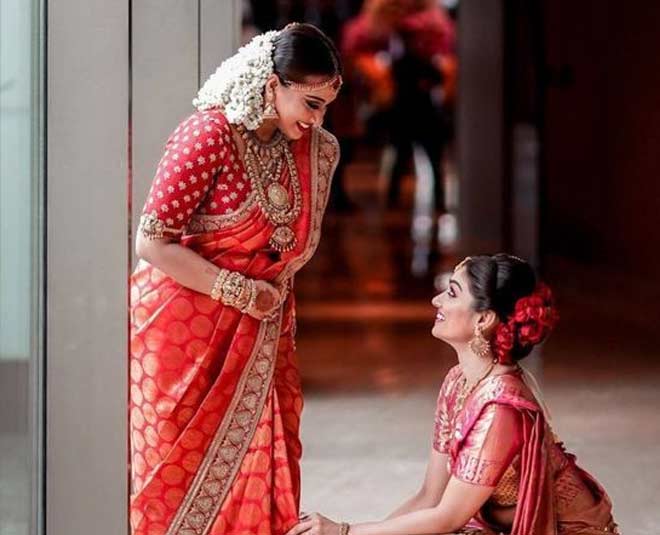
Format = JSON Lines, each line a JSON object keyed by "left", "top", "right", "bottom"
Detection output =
{"left": 166, "top": 314, "right": 282, "bottom": 535}
{"left": 277, "top": 126, "right": 339, "bottom": 283}
{"left": 185, "top": 191, "right": 258, "bottom": 234}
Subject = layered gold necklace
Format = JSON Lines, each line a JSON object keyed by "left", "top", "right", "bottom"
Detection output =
{"left": 237, "top": 125, "right": 302, "bottom": 252}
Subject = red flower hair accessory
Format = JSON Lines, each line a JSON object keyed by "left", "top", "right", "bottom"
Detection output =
{"left": 493, "top": 283, "right": 559, "bottom": 364}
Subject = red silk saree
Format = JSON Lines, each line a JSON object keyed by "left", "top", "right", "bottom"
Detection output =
{"left": 129, "top": 109, "right": 338, "bottom": 535}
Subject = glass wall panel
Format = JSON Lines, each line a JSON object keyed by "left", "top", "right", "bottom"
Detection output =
{"left": 0, "top": 0, "right": 45, "bottom": 533}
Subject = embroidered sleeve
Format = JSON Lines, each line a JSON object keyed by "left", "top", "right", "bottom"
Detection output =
{"left": 432, "top": 365, "right": 461, "bottom": 454}
{"left": 452, "top": 404, "right": 523, "bottom": 487}
{"left": 138, "top": 110, "right": 230, "bottom": 240}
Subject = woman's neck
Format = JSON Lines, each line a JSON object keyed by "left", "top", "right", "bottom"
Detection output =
{"left": 254, "top": 120, "right": 279, "bottom": 143}
{"left": 455, "top": 344, "right": 518, "bottom": 385}
{"left": 456, "top": 344, "right": 495, "bottom": 386}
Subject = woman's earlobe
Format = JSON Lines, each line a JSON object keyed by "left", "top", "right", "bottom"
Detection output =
{"left": 478, "top": 310, "right": 498, "bottom": 333}
{"left": 268, "top": 74, "right": 280, "bottom": 90}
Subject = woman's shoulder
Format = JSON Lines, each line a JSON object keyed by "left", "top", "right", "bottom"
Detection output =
{"left": 166, "top": 109, "right": 234, "bottom": 156}
{"left": 436, "top": 364, "right": 463, "bottom": 399}
{"left": 315, "top": 125, "right": 338, "bottom": 145}
{"left": 194, "top": 108, "right": 230, "bottom": 128}
{"left": 176, "top": 108, "right": 230, "bottom": 134}
{"left": 480, "top": 369, "right": 540, "bottom": 410}
{"left": 441, "top": 364, "right": 463, "bottom": 386}
{"left": 314, "top": 126, "right": 340, "bottom": 163}
{"left": 446, "top": 363, "right": 462, "bottom": 381}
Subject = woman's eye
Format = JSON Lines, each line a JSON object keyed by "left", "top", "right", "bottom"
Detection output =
{"left": 448, "top": 288, "right": 456, "bottom": 298}
{"left": 306, "top": 101, "right": 320, "bottom": 110}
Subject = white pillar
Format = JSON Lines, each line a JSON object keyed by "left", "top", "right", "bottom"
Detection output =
{"left": 46, "top": 1, "right": 129, "bottom": 533}
{"left": 46, "top": 1, "right": 240, "bottom": 533}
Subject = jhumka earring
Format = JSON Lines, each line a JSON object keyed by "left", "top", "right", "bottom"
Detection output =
{"left": 262, "top": 95, "right": 278, "bottom": 120}
{"left": 469, "top": 325, "right": 493, "bottom": 360}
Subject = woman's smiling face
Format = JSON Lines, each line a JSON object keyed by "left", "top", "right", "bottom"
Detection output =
{"left": 431, "top": 266, "right": 480, "bottom": 344}
{"left": 269, "top": 75, "right": 339, "bottom": 140}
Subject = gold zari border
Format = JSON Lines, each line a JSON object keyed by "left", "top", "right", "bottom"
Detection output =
{"left": 185, "top": 192, "right": 258, "bottom": 234}
{"left": 167, "top": 316, "right": 282, "bottom": 535}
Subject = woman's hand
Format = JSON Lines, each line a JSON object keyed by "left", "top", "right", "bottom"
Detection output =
{"left": 244, "top": 279, "right": 283, "bottom": 320}
{"left": 286, "top": 513, "right": 342, "bottom": 535}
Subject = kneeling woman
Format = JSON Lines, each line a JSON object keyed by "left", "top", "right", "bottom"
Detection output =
{"left": 289, "top": 254, "right": 618, "bottom": 535}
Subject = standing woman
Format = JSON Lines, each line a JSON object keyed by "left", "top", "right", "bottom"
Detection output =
{"left": 129, "top": 23, "right": 342, "bottom": 535}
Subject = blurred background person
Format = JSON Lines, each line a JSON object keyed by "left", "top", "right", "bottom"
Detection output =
{"left": 343, "top": 0, "right": 456, "bottom": 213}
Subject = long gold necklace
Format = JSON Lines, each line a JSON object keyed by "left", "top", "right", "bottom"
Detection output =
{"left": 452, "top": 362, "right": 495, "bottom": 435}
{"left": 237, "top": 125, "right": 302, "bottom": 252}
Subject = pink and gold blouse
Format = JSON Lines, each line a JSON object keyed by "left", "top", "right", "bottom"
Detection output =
{"left": 432, "top": 365, "right": 618, "bottom": 534}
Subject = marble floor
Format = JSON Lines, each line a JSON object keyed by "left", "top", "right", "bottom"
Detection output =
{"left": 294, "top": 151, "right": 660, "bottom": 534}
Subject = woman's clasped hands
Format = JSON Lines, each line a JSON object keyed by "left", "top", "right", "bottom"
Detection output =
{"left": 286, "top": 512, "right": 344, "bottom": 535}
{"left": 245, "top": 278, "right": 288, "bottom": 320}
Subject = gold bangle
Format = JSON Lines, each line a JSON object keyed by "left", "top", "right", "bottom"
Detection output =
{"left": 212, "top": 269, "right": 259, "bottom": 313}
{"left": 246, "top": 281, "right": 258, "bottom": 313}
{"left": 236, "top": 279, "right": 255, "bottom": 313}
{"left": 221, "top": 273, "right": 239, "bottom": 306}
{"left": 138, "top": 211, "right": 184, "bottom": 240}
{"left": 221, "top": 272, "right": 247, "bottom": 308}
{"left": 210, "top": 269, "right": 229, "bottom": 301}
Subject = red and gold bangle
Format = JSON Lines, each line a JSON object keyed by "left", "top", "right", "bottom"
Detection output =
{"left": 236, "top": 279, "right": 256, "bottom": 313}
{"left": 210, "top": 269, "right": 229, "bottom": 301}
{"left": 220, "top": 272, "right": 246, "bottom": 307}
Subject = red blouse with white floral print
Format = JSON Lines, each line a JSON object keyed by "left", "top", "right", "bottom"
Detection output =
{"left": 141, "top": 109, "right": 251, "bottom": 239}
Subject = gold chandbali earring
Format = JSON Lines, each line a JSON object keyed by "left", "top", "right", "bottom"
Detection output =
{"left": 469, "top": 324, "right": 494, "bottom": 360}
{"left": 262, "top": 94, "right": 278, "bottom": 120}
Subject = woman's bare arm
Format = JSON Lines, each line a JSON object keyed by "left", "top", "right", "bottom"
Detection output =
{"left": 136, "top": 234, "right": 282, "bottom": 319}
{"left": 135, "top": 234, "right": 220, "bottom": 295}
{"left": 288, "top": 476, "right": 495, "bottom": 535}
{"left": 350, "top": 477, "right": 494, "bottom": 535}
{"left": 386, "top": 449, "right": 450, "bottom": 518}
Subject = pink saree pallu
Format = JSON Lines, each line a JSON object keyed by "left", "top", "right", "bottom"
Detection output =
{"left": 435, "top": 366, "right": 618, "bottom": 535}
{"left": 129, "top": 109, "right": 339, "bottom": 535}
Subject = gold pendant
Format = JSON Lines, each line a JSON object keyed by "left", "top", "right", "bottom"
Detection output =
{"left": 269, "top": 226, "right": 296, "bottom": 252}
{"left": 267, "top": 182, "right": 290, "bottom": 209}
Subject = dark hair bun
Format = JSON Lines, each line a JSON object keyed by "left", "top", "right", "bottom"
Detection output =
{"left": 464, "top": 254, "right": 559, "bottom": 363}
{"left": 272, "top": 23, "right": 342, "bottom": 83}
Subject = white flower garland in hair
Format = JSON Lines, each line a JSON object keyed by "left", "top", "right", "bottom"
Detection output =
{"left": 193, "top": 30, "right": 280, "bottom": 130}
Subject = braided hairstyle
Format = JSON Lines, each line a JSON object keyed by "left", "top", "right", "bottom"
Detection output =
{"left": 462, "top": 254, "right": 559, "bottom": 364}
